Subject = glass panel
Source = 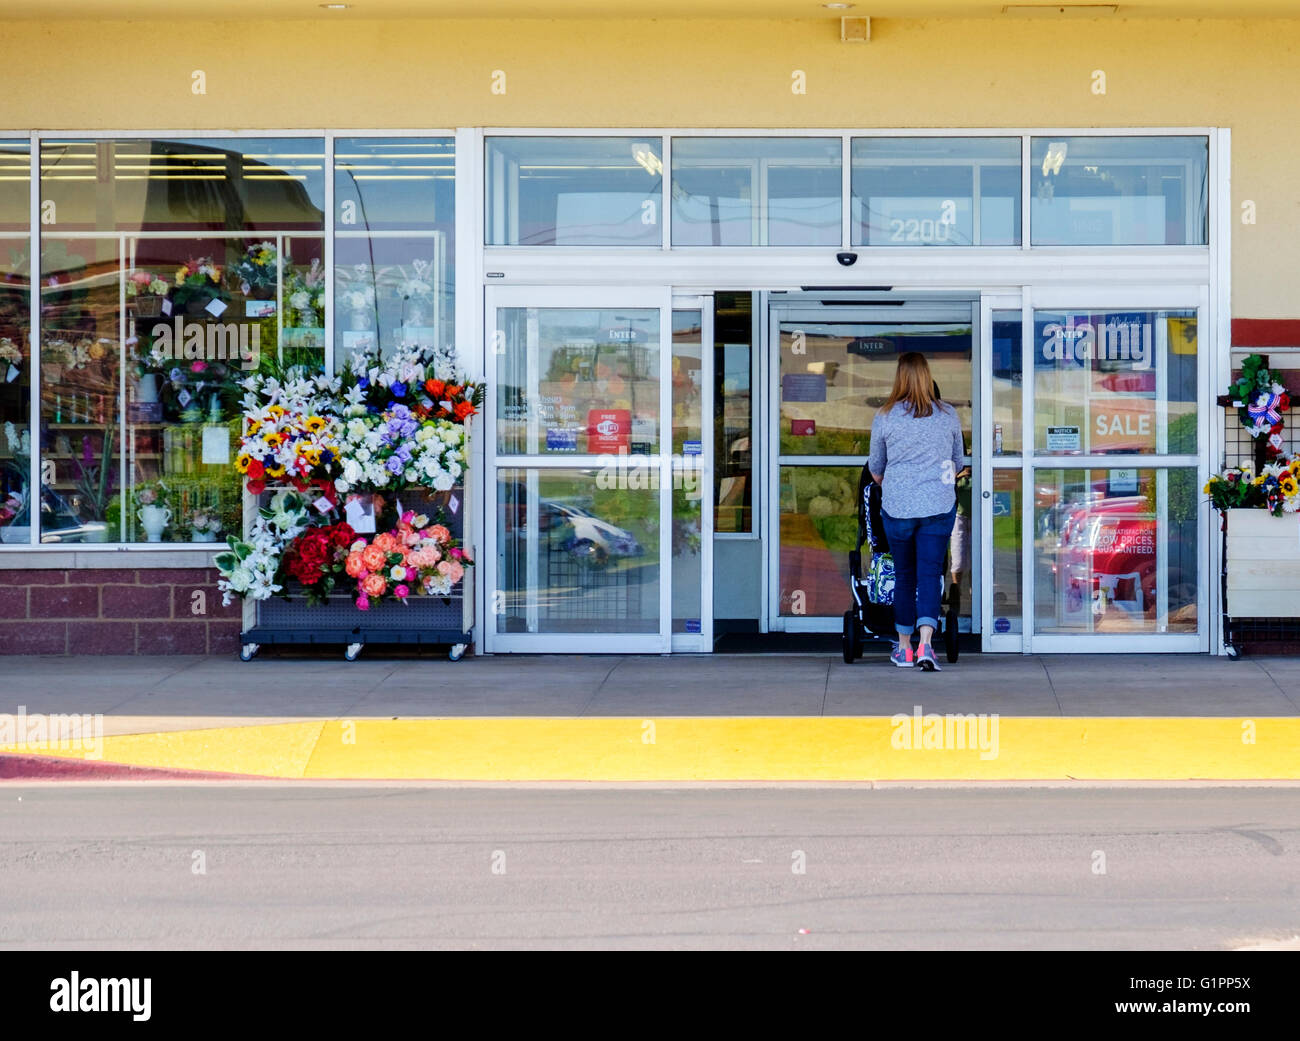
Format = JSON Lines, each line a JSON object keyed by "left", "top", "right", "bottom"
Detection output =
{"left": 672, "top": 309, "right": 705, "bottom": 636}
{"left": 334, "top": 137, "right": 455, "bottom": 363}
{"left": 714, "top": 291, "right": 753, "bottom": 533}
{"left": 990, "top": 468, "right": 1023, "bottom": 635}
{"left": 851, "top": 137, "right": 1021, "bottom": 246}
{"left": 777, "top": 320, "right": 973, "bottom": 457}
{"left": 991, "top": 309, "right": 1022, "bottom": 456}
{"left": 778, "top": 464, "right": 858, "bottom": 617}
{"left": 39, "top": 138, "right": 325, "bottom": 544}
{"left": 485, "top": 137, "right": 663, "bottom": 246}
{"left": 671, "top": 137, "right": 841, "bottom": 246}
{"left": 1030, "top": 136, "right": 1208, "bottom": 246}
{"left": 1034, "top": 467, "right": 1198, "bottom": 634}
{"left": 496, "top": 306, "right": 660, "bottom": 457}
{"left": 497, "top": 467, "right": 660, "bottom": 634}
{"left": 1034, "top": 309, "right": 1197, "bottom": 457}
{"left": 0, "top": 141, "right": 30, "bottom": 544}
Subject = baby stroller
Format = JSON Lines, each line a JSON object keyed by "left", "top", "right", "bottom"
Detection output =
{"left": 841, "top": 464, "right": 960, "bottom": 665}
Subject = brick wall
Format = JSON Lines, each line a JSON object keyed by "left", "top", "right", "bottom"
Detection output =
{"left": 0, "top": 568, "right": 240, "bottom": 655}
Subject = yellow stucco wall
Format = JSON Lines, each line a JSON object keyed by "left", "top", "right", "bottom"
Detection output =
{"left": 2, "top": 16, "right": 1298, "bottom": 316}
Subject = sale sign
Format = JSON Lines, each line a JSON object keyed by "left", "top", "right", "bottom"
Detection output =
{"left": 587, "top": 408, "right": 631, "bottom": 452}
{"left": 1090, "top": 395, "right": 1156, "bottom": 453}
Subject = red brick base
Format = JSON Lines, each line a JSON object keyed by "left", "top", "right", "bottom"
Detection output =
{"left": 0, "top": 568, "right": 240, "bottom": 654}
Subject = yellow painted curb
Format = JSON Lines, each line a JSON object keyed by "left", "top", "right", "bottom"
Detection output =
{"left": 1, "top": 721, "right": 326, "bottom": 780}
{"left": 5, "top": 716, "right": 1297, "bottom": 781}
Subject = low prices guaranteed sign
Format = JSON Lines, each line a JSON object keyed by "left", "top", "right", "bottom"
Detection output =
{"left": 587, "top": 408, "right": 631, "bottom": 452}
{"left": 1090, "top": 395, "right": 1156, "bottom": 453}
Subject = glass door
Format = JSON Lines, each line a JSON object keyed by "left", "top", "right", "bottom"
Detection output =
{"left": 485, "top": 286, "right": 673, "bottom": 652}
{"left": 766, "top": 299, "right": 976, "bottom": 633}
{"left": 981, "top": 289, "right": 1210, "bottom": 652}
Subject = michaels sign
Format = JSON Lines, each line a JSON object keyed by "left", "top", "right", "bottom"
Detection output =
{"left": 1041, "top": 315, "right": 1154, "bottom": 371}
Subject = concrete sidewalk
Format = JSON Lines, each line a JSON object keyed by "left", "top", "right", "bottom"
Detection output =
{"left": 0, "top": 652, "right": 1298, "bottom": 732}
{"left": 1, "top": 652, "right": 1297, "bottom": 781}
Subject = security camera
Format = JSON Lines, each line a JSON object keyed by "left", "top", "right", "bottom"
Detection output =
{"left": 836, "top": 251, "right": 858, "bottom": 267}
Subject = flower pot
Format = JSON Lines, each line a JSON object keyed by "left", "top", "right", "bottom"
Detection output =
{"left": 133, "top": 295, "right": 163, "bottom": 318}
{"left": 191, "top": 528, "right": 218, "bottom": 543}
{"left": 137, "top": 503, "right": 171, "bottom": 543}
{"left": 1224, "top": 508, "right": 1300, "bottom": 617}
{"left": 136, "top": 373, "right": 160, "bottom": 404}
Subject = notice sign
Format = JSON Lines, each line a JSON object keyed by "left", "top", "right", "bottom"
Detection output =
{"left": 791, "top": 419, "right": 816, "bottom": 437}
{"left": 781, "top": 373, "right": 827, "bottom": 403}
{"left": 1046, "top": 426, "right": 1081, "bottom": 452}
{"left": 546, "top": 428, "right": 578, "bottom": 452}
{"left": 1091, "top": 396, "right": 1156, "bottom": 453}
{"left": 587, "top": 408, "right": 630, "bottom": 452}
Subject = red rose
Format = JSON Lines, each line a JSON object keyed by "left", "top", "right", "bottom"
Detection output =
{"left": 247, "top": 460, "right": 265, "bottom": 480}
{"left": 330, "top": 522, "right": 356, "bottom": 548}
{"left": 247, "top": 479, "right": 266, "bottom": 495}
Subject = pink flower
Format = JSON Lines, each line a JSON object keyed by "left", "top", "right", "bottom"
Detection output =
{"left": 191, "top": 361, "right": 207, "bottom": 373}
{"left": 356, "top": 595, "right": 370, "bottom": 611}
{"left": 394, "top": 584, "right": 410, "bottom": 599}
{"left": 437, "top": 560, "right": 452, "bottom": 576}
{"left": 400, "top": 510, "right": 415, "bottom": 525}
{"left": 446, "top": 560, "right": 464, "bottom": 584}
{"left": 429, "top": 524, "right": 451, "bottom": 544}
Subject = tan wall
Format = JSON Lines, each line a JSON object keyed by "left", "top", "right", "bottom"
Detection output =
{"left": 2, "top": 16, "right": 1298, "bottom": 315}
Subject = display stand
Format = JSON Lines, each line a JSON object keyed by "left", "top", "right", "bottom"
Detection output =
{"left": 238, "top": 483, "right": 474, "bottom": 662}
{"left": 1221, "top": 507, "right": 1300, "bottom": 659}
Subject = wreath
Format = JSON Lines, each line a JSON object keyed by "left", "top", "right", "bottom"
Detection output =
{"left": 1221, "top": 354, "right": 1290, "bottom": 461}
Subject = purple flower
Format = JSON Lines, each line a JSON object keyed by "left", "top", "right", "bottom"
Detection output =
{"left": 386, "top": 456, "right": 403, "bottom": 475}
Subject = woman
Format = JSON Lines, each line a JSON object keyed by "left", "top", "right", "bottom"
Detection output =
{"left": 868, "top": 352, "right": 965, "bottom": 671}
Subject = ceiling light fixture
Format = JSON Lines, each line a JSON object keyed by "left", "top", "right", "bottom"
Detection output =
{"left": 823, "top": 3, "right": 855, "bottom": 8}
{"left": 319, "top": 4, "right": 351, "bottom": 9}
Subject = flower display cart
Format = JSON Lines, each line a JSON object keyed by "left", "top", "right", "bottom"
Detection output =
{"left": 1221, "top": 508, "right": 1300, "bottom": 659}
{"left": 238, "top": 486, "right": 473, "bottom": 662}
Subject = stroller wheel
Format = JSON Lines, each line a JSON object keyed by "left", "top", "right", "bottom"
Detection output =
{"left": 842, "top": 610, "right": 861, "bottom": 665}
{"left": 945, "top": 605, "right": 960, "bottom": 663}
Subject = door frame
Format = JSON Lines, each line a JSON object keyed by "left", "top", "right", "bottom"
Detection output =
{"left": 764, "top": 293, "right": 981, "bottom": 634}
{"left": 983, "top": 285, "right": 1211, "bottom": 653}
{"left": 483, "top": 284, "right": 674, "bottom": 653}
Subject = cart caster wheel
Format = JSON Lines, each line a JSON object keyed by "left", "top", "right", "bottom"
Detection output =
{"left": 1225, "top": 644, "right": 1240, "bottom": 660}
{"left": 449, "top": 643, "right": 467, "bottom": 662}
{"left": 239, "top": 643, "right": 260, "bottom": 662}
{"left": 345, "top": 642, "right": 363, "bottom": 662}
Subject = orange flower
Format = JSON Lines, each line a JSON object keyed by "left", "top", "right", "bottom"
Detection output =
{"left": 362, "top": 573, "right": 387, "bottom": 597}
{"left": 373, "top": 532, "right": 397, "bottom": 553}
{"left": 344, "top": 551, "right": 366, "bottom": 578}
{"left": 361, "top": 545, "right": 386, "bottom": 571}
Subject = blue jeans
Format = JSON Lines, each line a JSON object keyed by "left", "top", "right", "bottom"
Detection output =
{"left": 882, "top": 506, "right": 956, "bottom": 636}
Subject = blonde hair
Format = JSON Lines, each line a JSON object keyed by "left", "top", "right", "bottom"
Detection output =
{"left": 881, "top": 351, "right": 943, "bottom": 418}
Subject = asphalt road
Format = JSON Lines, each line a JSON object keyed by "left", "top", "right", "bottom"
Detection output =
{"left": 1, "top": 786, "right": 1297, "bottom": 951}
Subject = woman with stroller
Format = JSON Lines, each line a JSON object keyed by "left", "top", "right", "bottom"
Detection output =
{"left": 868, "top": 352, "right": 966, "bottom": 671}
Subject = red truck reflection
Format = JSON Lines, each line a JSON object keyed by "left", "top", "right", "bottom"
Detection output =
{"left": 1055, "top": 496, "right": 1157, "bottom": 620}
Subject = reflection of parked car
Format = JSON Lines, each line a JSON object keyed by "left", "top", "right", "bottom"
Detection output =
{"left": 1055, "top": 497, "right": 1158, "bottom": 619}
{"left": 0, "top": 481, "right": 108, "bottom": 544}
{"left": 541, "top": 500, "right": 643, "bottom": 567}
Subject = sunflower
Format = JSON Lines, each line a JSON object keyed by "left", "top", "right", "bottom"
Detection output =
{"left": 268, "top": 404, "right": 287, "bottom": 419}
{"left": 304, "top": 416, "right": 327, "bottom": 434}
{"left": 234, "top": 454, "right": 251, "bottom": 474}
{"left": 245, "top": 418, "right": 262, "bottom": 436}
{"left": 265, "top": 464, "right": 287, "bottom": 478}
{"left": 1281, "top": 476, "right": 1299, "bottom": 497}
{"left": 300, "top": 446, "right": 322, "bottom": 467}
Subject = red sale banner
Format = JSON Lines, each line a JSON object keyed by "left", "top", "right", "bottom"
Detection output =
{"left": 587, "top": 408, "right": 631, "bottom": 452}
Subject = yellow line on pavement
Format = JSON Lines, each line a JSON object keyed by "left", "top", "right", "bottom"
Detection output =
{"left": 6, "top": 717, "right": 1295, "bottom": 781}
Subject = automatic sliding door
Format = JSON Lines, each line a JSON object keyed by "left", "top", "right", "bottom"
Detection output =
{"left": 769, "top": 305, "right": 974, "bottom": 632}
{"left": 486, "top": 287, "right": 672, "bottom": 653}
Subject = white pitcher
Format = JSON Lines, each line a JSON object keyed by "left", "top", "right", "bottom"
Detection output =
{"left": 138, "top": 503, "right": 171, "bottom": 543}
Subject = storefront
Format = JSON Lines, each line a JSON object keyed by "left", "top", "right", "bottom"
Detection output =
{"left": 479, "top": 129, "right": 1220, "bottom": 653}
{"left": 4, "top": 6, "right": 1297, "bottom": 657}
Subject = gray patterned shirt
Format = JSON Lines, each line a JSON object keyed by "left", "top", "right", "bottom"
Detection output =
{"left": 868, "top": 401, "right": 965, "bottom": 519}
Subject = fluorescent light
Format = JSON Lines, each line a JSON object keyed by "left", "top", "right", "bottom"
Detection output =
{"left": 1042, "top": 141, "right": 1069, "bottom": 176}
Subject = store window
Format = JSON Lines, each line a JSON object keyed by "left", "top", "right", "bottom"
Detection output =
{"left": 1033, "top": 309, "right": 1198, "bottom": 457}
{"left": 334, "top": 137, "right": 455, "bottom": 362}
{"left": 671, "top": 137, "right": 841, "bottom": 246}
{"left": 38, "top": 136, "right": 325, "bottom": 544}
{"left": 485, "top": 137, "right": 663, "bottom": 246}
{"left": 713, "top": 292, "right": 753, "bottom": 533}
{"left": 851, "top": 137, "right": 1021, "bottom": 247}
{"left": 0, "top": 141, "right": 30, "bottom": 545}
{"left": 1031, "top": 136, "right": 1208, "bottom": 246}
